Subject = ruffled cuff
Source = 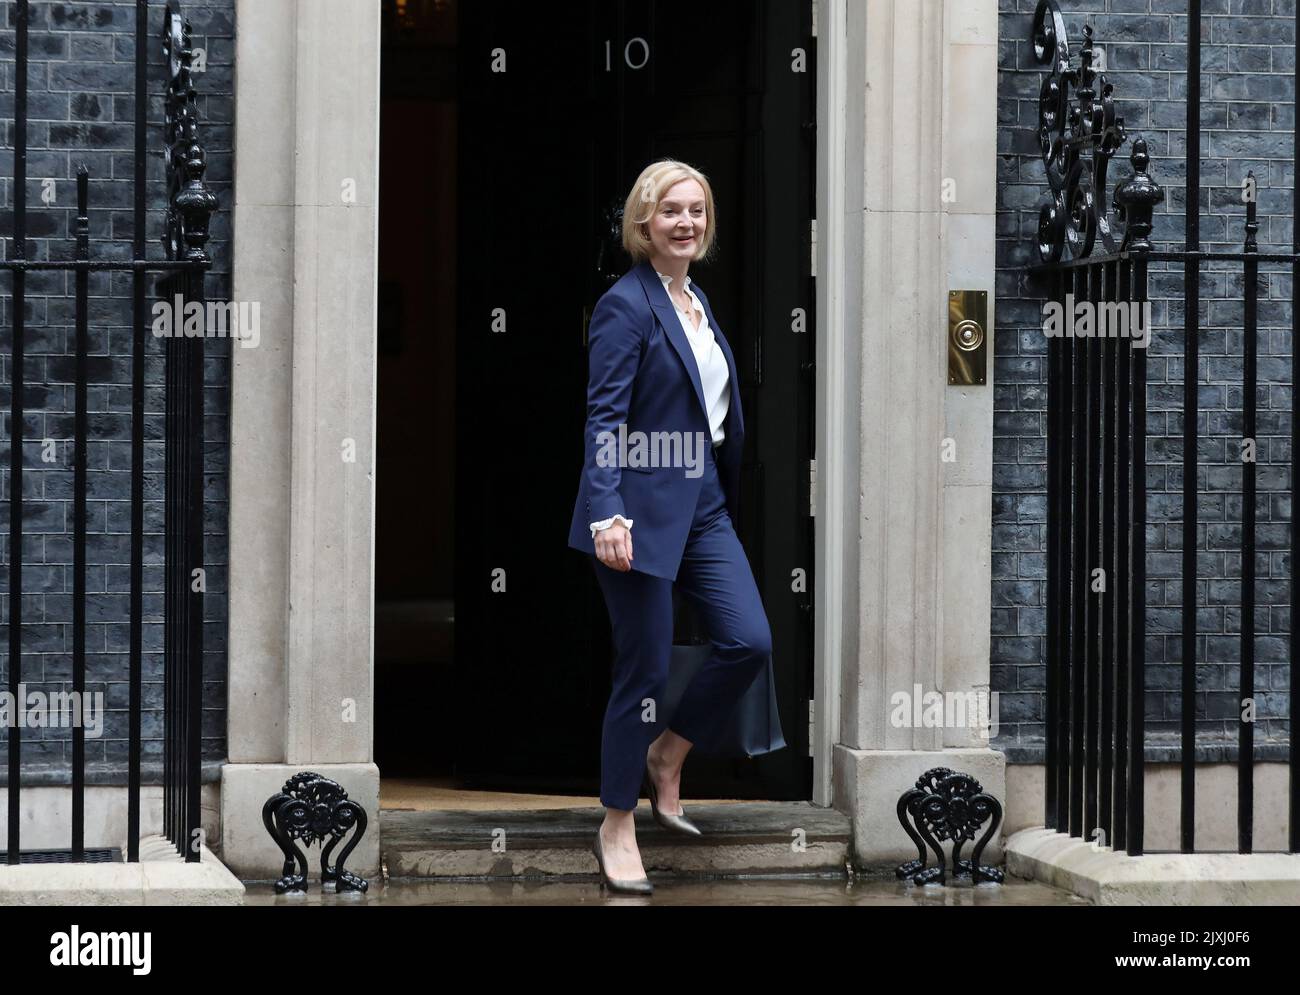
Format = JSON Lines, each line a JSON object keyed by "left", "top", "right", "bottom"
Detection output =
{"left": 590, "top": 514, "right": 634, "bottom": 538}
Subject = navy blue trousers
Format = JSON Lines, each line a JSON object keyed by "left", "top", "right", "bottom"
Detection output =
{"left": 591, "top": 444, "right": 772, "bottom": 811}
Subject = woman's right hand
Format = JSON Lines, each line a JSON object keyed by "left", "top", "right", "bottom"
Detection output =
{"left": 594, "top": 523, "right": 634, "bottom": 572}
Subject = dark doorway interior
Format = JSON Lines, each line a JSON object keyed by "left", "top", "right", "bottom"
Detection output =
{"left": 377, "top": 0, "right": 815, "bottom": 801}
{"left": 376, "top": 0, "right": 459, "bottom": 778}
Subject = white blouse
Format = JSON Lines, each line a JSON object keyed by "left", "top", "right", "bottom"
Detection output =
{"left": 656, "top": 270, "right": 731, "bottom": 446}
{"left": 589, "top": 270, "right": 732, "bottom": 538}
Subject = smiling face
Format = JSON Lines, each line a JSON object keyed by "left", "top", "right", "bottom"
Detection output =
{"left": 644, "top": 178, "right": 708, "bottom": 268}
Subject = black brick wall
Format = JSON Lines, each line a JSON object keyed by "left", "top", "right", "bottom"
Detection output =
{"left": 0, "top": 0, "right": 233, "bottom": 782}
{"left": 996, "top": 0, "right": 1295, "bottom": 762}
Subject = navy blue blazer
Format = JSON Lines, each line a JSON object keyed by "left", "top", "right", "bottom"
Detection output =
{"left": 567, "top": 258, "right": 745, "bottom": 580}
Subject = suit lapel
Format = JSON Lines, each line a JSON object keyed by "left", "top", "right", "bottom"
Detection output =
{"left": 634, "top": 260, "right": 710, "bottom": 427}
{"left": 693, "top": 288, "right": 744, "bottom": 439}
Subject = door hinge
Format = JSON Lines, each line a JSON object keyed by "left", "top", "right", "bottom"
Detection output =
{"left": 810, "top": 218, "right": 817, "bottom": 278}
{"left": 808, "top": 699, "right": 816, "bottom": 757}
{"left": 809, "top": 458, "right": 817, "bottom": 517}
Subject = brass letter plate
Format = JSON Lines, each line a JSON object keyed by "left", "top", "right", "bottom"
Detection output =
{"left": 948, "top": 290, "right": 987, "bottom": 386}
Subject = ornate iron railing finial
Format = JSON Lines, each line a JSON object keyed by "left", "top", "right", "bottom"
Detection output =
{"left": 1032, "top": 0, "right": 1148, "bottom": 262}
{"left": 1113, "top": 137, "right": 1164, "bottom": 254}
{"left": 1243, "top": 170, "right": 1259, "bottom": 253}
{"left": 163, "top": 5, "right": 217, "bottom": 263}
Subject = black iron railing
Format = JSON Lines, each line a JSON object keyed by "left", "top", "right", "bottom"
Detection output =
{"left": 160, "top": 3, "right": 217, "bottom": 863}
{"left": 1028, "top": 0, "right": 1298, "bottom": 855}
{"left": 3, "top": 1, "right": 214, "bottom": 863}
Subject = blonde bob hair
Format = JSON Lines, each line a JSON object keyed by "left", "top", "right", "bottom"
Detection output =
{"left": 621, "top": 158, "right": 717, "bottom": 264}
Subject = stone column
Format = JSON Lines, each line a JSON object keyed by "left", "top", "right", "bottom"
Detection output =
{"left": 221, "top": 0, "right": 381, "bottom": 878}
{"left": 831, "top": 0, "right": 1005, "bottom": 866}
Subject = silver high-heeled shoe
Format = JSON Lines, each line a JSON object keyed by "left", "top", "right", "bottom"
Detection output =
{"left": 592, "top": 830, "right": 653, "bottom": 894}
{"left": 643, "top": 765, "right": 703, "bottom": 837}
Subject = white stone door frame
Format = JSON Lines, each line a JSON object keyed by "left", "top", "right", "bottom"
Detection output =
{"left": 810, "top": 0, "right": 858, "bottom": 807}
{"left": 222, "top": 0, "right": 1000, "bottom": 870}
{"left": 224, "top": 0, "right": 857, "bottom": 821}
{"left": 223, "top": 0, "right": 382, "bottom": 878}
{"left": 811, "top": 0, "right": 1001, "bottom": 823}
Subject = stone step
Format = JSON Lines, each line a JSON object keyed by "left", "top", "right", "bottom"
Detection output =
{"left": 381, "top": 802, "right": 851, "bottom": 879}
{"left": 0, "top": 837, "right": 245, "bottom": 906}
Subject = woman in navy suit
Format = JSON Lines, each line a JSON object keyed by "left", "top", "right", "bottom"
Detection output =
{"left": 568, "top": 159, "right": 775, "bottom": 894}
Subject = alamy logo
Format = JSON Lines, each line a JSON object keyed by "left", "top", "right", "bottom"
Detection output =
{"left": 151, "top": 294, "right": 260, "bottom": 348}
{"left": 0, "top": 684, "right": 103, "bottom": 736}
{"left": 49, "top": 926, "right": 151, "bottom": 975}
{"left": 889, "top": 683, "right": 999, "bottom": 739}
{"left": 595, "top": 424, "right": 710, "bottom": 478}
{"left": 1042, "top": 293, "right": 1151, "bottom": 349}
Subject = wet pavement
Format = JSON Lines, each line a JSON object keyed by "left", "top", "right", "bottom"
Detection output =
{"left": 242, "top": 872, "right": 1091, "bottom": 906}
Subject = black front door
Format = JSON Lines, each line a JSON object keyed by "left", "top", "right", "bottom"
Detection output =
{"left": 452, "top": 0, "right": 814, "bottom": 800}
